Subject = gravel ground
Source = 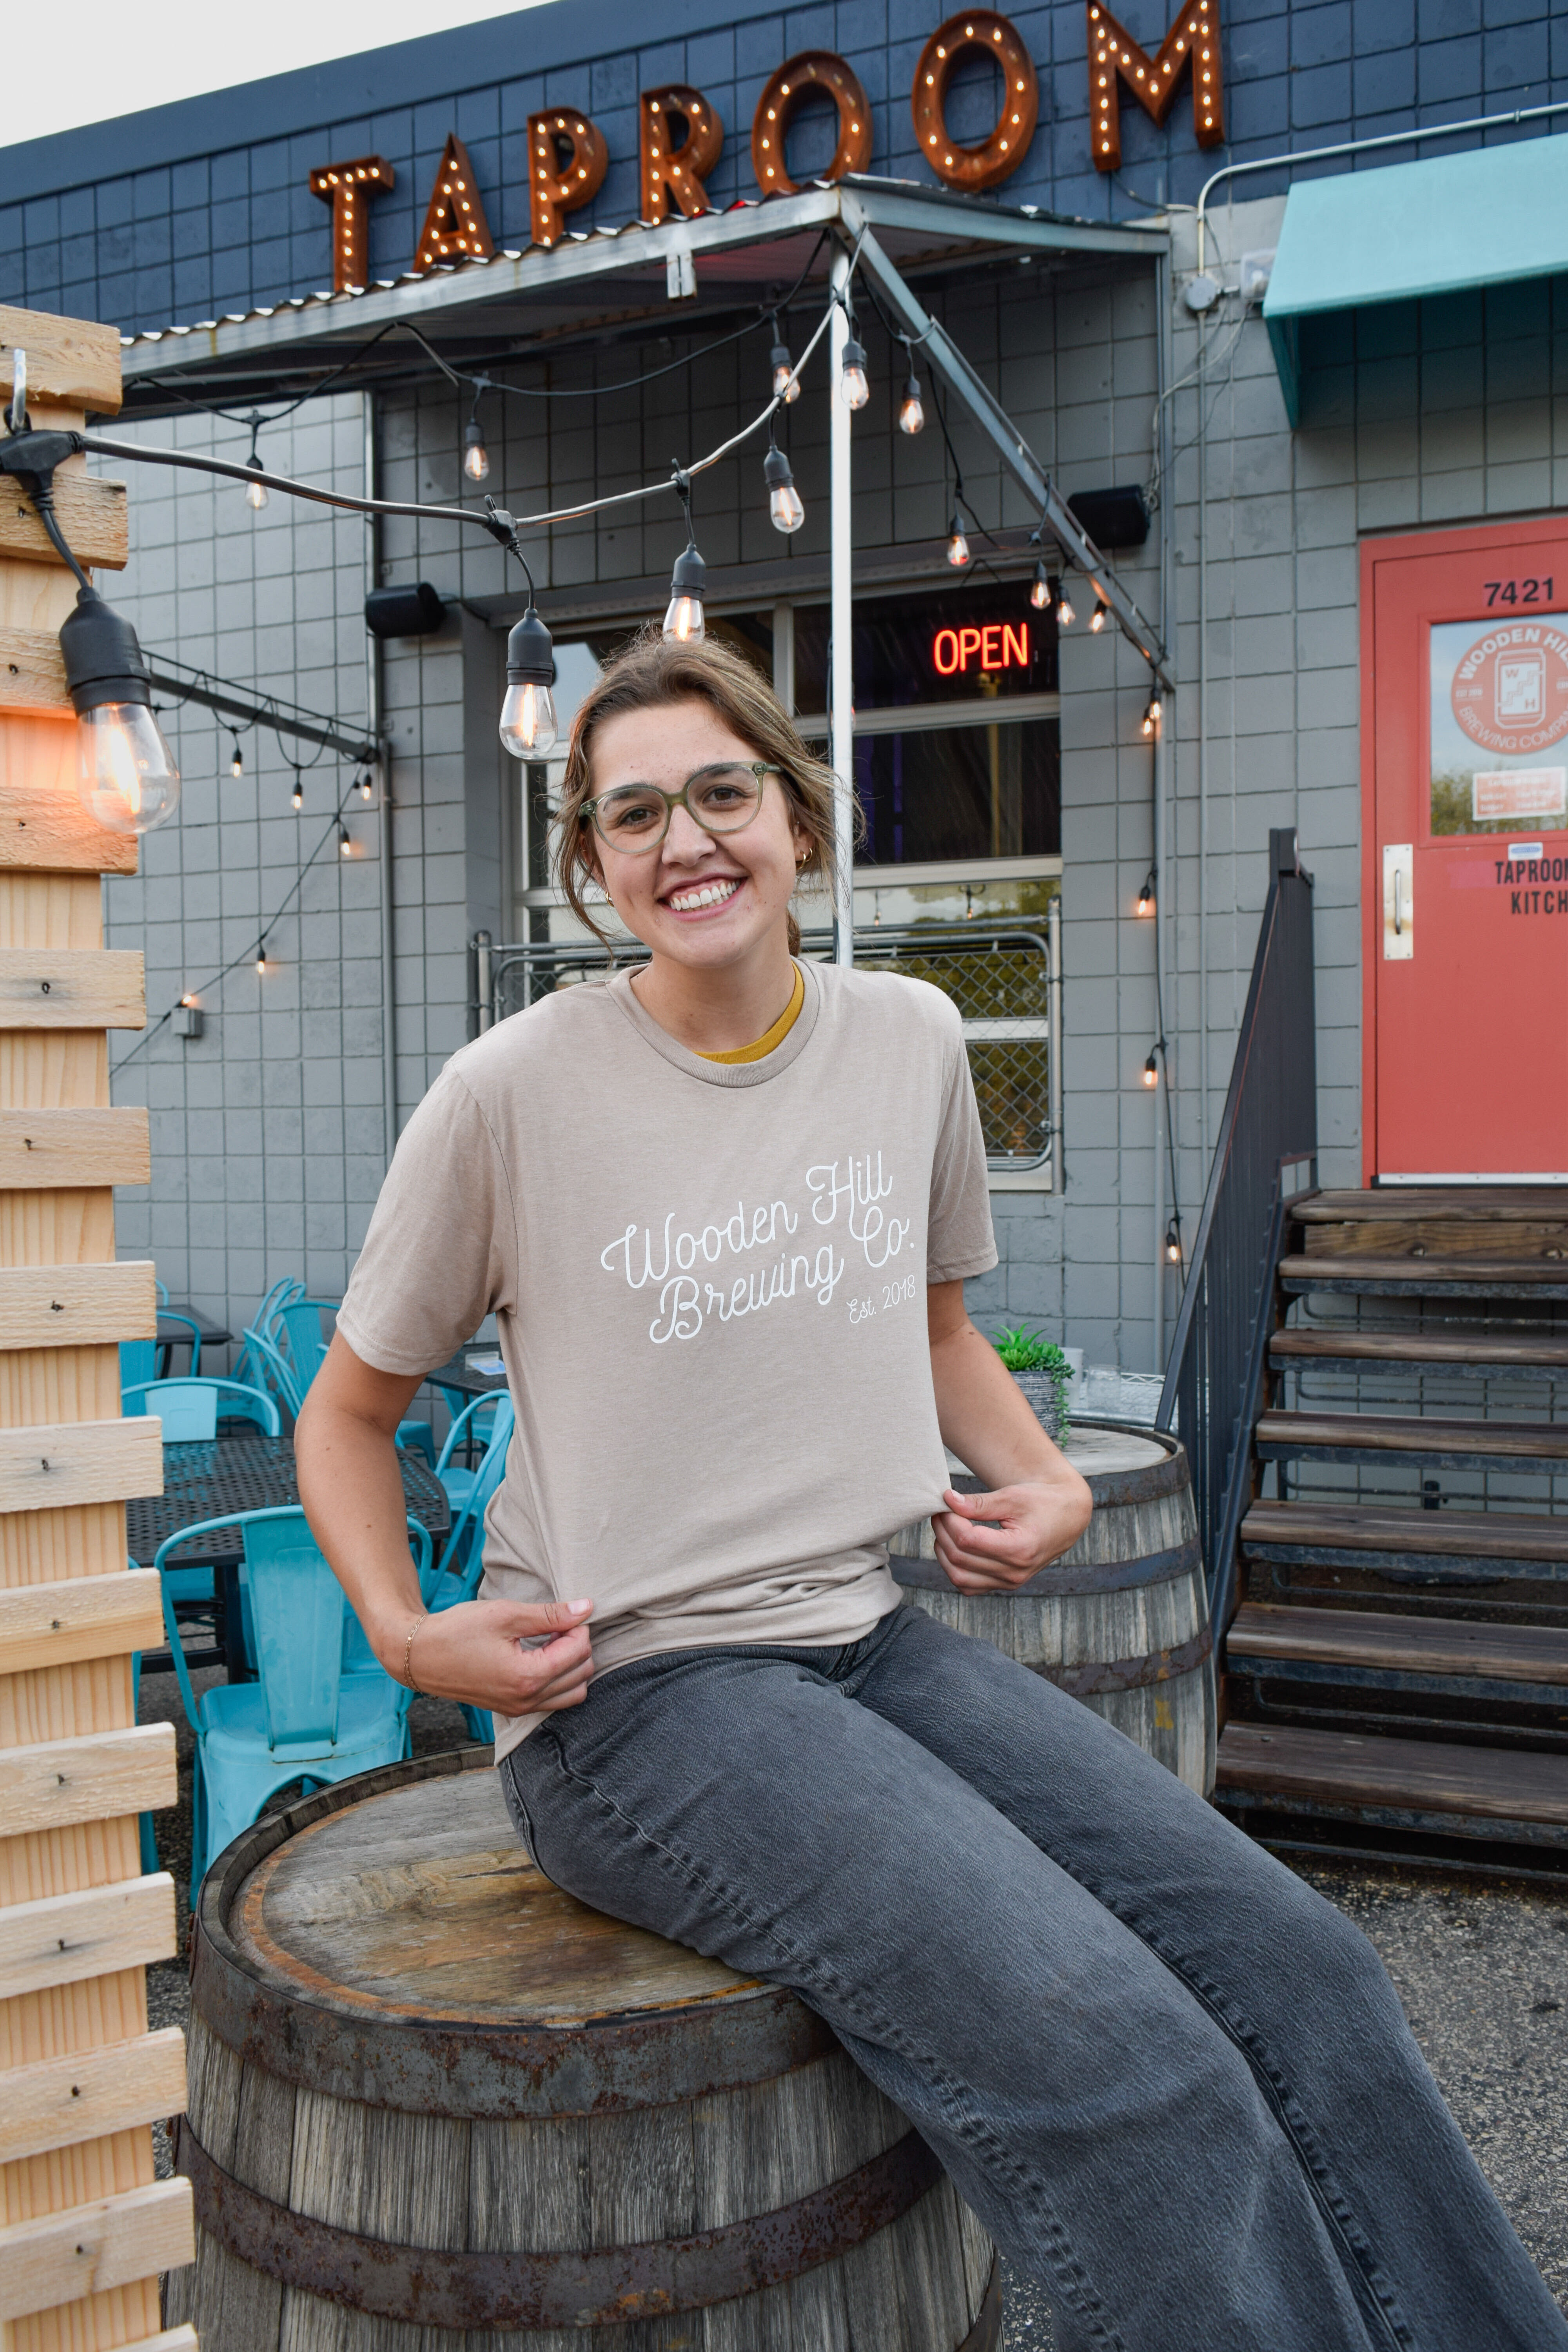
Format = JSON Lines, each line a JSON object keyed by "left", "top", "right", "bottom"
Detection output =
{"left": 140, "top": 1670, "right": 1568, "bottom": 2343}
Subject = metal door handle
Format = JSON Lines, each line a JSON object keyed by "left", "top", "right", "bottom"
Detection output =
{"left": 1394, "top": 870, "right": 1403, "bottom": 936}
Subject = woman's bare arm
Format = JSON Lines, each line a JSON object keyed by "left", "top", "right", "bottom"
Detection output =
{"left": 925, "top": 1279, "right": 1093, "bottom": 1591}
{"left": 296, "top": 1333, "right": 594, "bottom": 1713}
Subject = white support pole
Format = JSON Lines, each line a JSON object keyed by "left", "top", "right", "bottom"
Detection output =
{"left": 829, "top": 244, "right": 855, "bottom": 967}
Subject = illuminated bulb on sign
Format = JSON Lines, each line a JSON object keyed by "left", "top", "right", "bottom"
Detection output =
{"left": 839, "top": 336, "right": 869, "bottom": 411}
{"left": 946, "top": 514, "right": 970, "bottom": 569}
{"left": 899, "top": 370, "right": 925, "bottom": 435}
{"left": 499, "top": 608, "right": 560, "bottom": 757}
{"left": 463, "top": 419, "right": 490, "bottom": 482}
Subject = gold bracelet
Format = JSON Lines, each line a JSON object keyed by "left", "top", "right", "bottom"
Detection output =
{"left": 403, "top": 1614, "right": 428, "bottom": 1694}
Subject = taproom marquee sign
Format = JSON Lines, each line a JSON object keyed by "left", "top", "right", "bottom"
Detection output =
{"left": 308, "top": 3, "right": 1225, "bottom": 286}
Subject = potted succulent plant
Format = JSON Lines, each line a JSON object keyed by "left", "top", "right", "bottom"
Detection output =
{"left": 991, "top": 1325, "right": 1075, "bottom": 1441}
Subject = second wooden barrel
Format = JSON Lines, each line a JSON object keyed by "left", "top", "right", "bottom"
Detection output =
{"left": 167, "top": 1749, "right": 998, "bottom": 2351}
{"left": 889, "top": 1420, "right": 1215, "bottom": 1795}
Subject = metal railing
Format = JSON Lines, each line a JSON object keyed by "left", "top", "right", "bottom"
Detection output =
{"left": 1156, "top": 828, "right": 1318, "bottom": 1632}
{"left": 472, "top": 908, "right": 1062, "bottom": 1177}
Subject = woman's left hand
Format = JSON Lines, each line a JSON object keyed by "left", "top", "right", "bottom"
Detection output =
{"left": 931, "top": 1471, "right": 1092, "bottom": 1592}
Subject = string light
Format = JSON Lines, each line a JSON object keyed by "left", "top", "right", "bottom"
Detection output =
{"left": 1137, "top": 869, "right": 1156, "bottom": 915}
{"left": 1143, "top": 1049, "right": 1160, "bottom": 1088}
{"left": 338, "top": 824, "right": 352, "bottom": 857}
{"left": 840, "top": 332, "right": 870, "bottom": 411}
{"left": 290, "top": 771, "right": 303, "bottom": 811}
{"left": 1089, "top": 598, "right": 1109, "bottom": 633}
{"left": 763, "top": 439, "right": 804, "bottom": 534}
{"left": 769, "top": 317, "right": 800, "bottom": 404}
{"left": 254, "top": 945, "right": 268, "bottom": 976}
{"left": 359, "top": 769, "right": 374, "bottom": 802}
{"left": 244, "top": 412, "right": 268, "bottom": 511}
{"left": 463, "top": 414, "right": 490, "bottom": 483}
{"left": 499, "top": 605, "right": 559, "bottom": 757}
{"left": 229, "top": 733, "right": 244, "bottom": 777}
{"left": 1165, "top": 1216, "right": 1183, "bottom": 1265}
{"left": 663, "top": 474, "right": 707, "bottom": 643}
{"left": 946, "top": 510, "right": 971, "bottom": 569}
{"left": 899, "top": 368, "right": 925, "bottom": 435}
{"left": 1031, "top": 562, "right": 1053, "bottom": 611}
{"left": 1056, "top": 577, "right": 1077, "bottom": 629}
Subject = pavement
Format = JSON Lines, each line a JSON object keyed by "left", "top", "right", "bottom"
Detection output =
{"left": 141, "top": 1672, "right": 1568, "bottom": 2343}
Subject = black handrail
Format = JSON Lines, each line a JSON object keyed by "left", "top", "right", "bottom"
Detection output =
{"left": 1156, "top": 827, "right": 1318, "bottom": 1633}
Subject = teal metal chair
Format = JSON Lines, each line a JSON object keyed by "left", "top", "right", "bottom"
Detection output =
{"left": 122, "top": 1377, "right": 281, "bottom": 1439}
{"left": 158, "top": 1504, "right": 431, "bottom": 1902}
{"left": 427, "top": 1397, "right": 514, "bottom": 1745}
{"left": 233, "top": 1279, "right": 304, "bottom": 1393}
{"left": 434, "top": 1391, "right": 506, "bottom": 1514}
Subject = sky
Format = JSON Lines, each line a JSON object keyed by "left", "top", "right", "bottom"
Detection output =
{"left": 2, "top": 0, "right": 549, "bottom": 148}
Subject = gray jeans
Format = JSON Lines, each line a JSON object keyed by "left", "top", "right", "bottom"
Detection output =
{"left": 501, "top": 1603, "right": 1565, "bottom": 2352}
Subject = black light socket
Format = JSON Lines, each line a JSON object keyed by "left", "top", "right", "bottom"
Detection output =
{"left": 762, "top": 444, "right": 795, "bottom": 494}
{"left": 769, "top": 338, "right": 793, "bottom": 379}
{"left": 364, "top": 581, "right": 447, "bottom": 639}
{"left": 59, "top": 587, "right": 153, "bottom": 715}
{"left": 505, "top": 607, "right": 555, "bottom": 686}
{"left": 669, "top": 543, "right": 706, "bottom": 604}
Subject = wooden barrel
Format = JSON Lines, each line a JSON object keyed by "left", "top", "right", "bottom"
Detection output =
{"left": 890, "top": 1420, "right": 1215, "bottom": 1795}
{"left": 167, "top": 1749, "right": 999, "bottom": 2352}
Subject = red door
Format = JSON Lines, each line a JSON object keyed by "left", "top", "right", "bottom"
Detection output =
{"left": 1363, "top": 519, "right": 1568, "bottom": 1183}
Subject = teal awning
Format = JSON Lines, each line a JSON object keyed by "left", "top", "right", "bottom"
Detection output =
{"left": 1263, "top": 135, "right": 1568, "bottom": 424}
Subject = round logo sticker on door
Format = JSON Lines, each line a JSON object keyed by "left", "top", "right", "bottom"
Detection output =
{"left": 1451, "top": 619, "right": 1568, "bottom": 756}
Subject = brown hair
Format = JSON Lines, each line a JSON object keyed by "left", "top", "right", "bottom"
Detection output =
{"left": 552, "top": 628, "right": 851, "bottom": 952}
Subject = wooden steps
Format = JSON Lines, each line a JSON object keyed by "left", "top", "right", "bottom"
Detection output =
{"left": 1300, "top": 1189, "right": 1568, "bottom": 1225}
{"left": 1280, "top": 1254, "right": 1568, "bottom": 1298}
{"left": 1214, "top": 1721, "right": 1568, "bottom": 1873}
{"left": 1270, "top": 1327, "right": 1568, "bottom": 1374}
{"left": 1241, "top": 1496, "right": 1568, "bottom": 1575}
{"left": 1226, "top": 1603, "right": 1568, "bottom": 1750}
{"left": 1256, "top": 1408, "right": 1568, "bottom": 1473}
{"left": 1229, "top": 1602, "right": 1568, "bottom": 1685}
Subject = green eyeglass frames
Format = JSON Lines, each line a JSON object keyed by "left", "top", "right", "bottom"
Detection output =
{"left": 582, "top": 761, "right": 784, "bottom": 854}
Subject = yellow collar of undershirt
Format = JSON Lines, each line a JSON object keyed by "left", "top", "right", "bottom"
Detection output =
{"left": 696, "top": 962, "right": 805, "bottom": 1064}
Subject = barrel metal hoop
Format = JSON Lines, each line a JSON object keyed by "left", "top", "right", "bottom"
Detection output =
{"left": 1040, "top": 1622, "right": 1213, "bottom": 1698}
{"left": 176, "top": 2114, "right": 944, "bottom": 2328}
{"left": 189, "top": 1915, "right": 835, "bottom": 2119}
{"left": 892, "top": 1536, "right": 1204, "bottom": 1599}
{"left": 959, "top": 2258, "right": 1003, "bottom": 2352}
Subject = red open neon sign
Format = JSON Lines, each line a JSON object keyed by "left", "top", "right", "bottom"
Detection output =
{"left": 932, "top": 621, "right": 1031, "bottom": 676}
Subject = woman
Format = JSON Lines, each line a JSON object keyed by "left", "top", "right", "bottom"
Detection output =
{"left": 298, "top": 633, "right": 1563, "bottom": 2352}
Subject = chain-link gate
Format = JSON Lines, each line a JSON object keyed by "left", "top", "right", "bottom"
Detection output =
{"left": 472, "top": 909, "right": 1060, "bottom": 1177}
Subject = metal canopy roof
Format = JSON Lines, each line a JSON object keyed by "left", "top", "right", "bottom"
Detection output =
{"left": 117, "top": 178, "right": 1167, "bottom": 418}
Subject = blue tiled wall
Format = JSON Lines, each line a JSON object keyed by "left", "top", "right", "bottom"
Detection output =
{"left": 1, "top": 0, "right": 1563, "bottom": 340}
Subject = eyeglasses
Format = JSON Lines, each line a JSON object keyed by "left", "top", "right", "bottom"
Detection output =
{"left": 581, "top": 761, "right": 783, "bottom": 854}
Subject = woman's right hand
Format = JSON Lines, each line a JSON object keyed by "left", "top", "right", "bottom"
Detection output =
{"left": 386, "top": 1596, "right": 595, "bottom": 1715}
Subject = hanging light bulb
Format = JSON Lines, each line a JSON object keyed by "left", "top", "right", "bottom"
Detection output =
{"left": 1089, "top": 598, "right": 1109, "bottom": 633}
{"left": 763, "top": 441, "right": 804, "bottom": 535}
{"left": 1031, "top": 562, "right": 1053, "bottom": 611}
{"left": 839, "top": 334, "right": 869, "bottom": 411}
{"left": 1165, "top": 1218, "right": 1183, "bottom": 1265}
{"left": 463, "top": 416, "right": 490, "bottom": 483}
{"left": 662, "top": 537, "right": 707, "bottom": 644}
{"left": 254, "top": 946, "right": 268, "bottom": 976}
{"left": 1143, "top": 1049, "right": 1160, "bottom": 1088}
{"left": 899, "top": 369, "right": 925, "bottom": 435}
{"left": 338, "top": 824, "right": 352, "bottom": 857}
{"left": 1136, "top": 870, "right": 1156, "bottom": 915}
{"left": 359, "top": 769, "right": 374, "bottom": 802}
{"left": 1148, "top": 693, "right": 1163, "bottom": 727}
{"left": 1141, "top": 704, "right": 1155, "bottom": 737}
{"left": 243, "top": 412, "right": 268, "bottom": 510}
{"left": 290, "top": 773, "right": 303, "bottom": 811}
{"left": 229, "top": 733, "right": 244, "bottom": 778}
{"left": 58, "top": 588, "right": 181, "bottom": 836}
{"left": 1055, "top": 578, "right": 1076, "bottom": 629}
{"left": 769, "top": 322, "right": 799, "bottom": 404}
{"left": 499, "top": 606, "right": 559, "bottom": 757}
{"left": 946, "top": 510, "right": 970, "bottom": 569}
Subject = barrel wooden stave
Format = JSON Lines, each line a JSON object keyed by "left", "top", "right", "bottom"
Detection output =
{"left": 166, "top": 1760, "right": 995, "bottom": 2352}
{"left": 890, "top": 1423, "right": 1216, "bottom": 1797}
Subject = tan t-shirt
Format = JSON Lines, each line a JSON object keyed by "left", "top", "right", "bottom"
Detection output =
{"left": 337, "top": 957, "right": 998, "bottom": 1759}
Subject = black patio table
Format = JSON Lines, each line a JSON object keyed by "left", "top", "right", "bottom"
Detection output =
{"left": 425, "top": 1346, "right": 509, "bottom": 1401}
{"left": 130, "top": 1434, "right": 448, "bottom": 1679}
{"left": 157, "top": 1306, "right": 234, "bottom": 1377}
